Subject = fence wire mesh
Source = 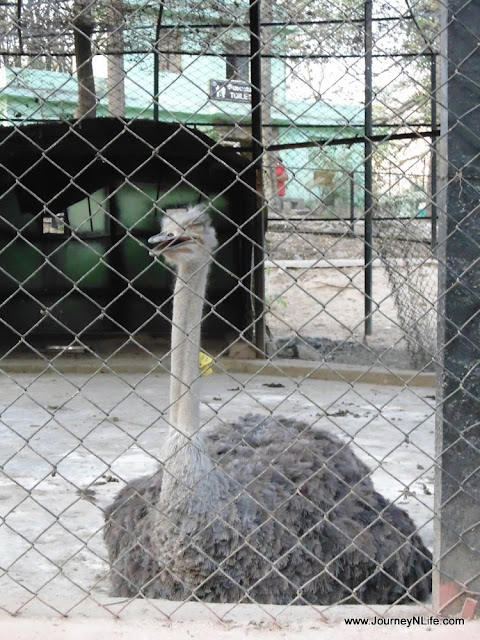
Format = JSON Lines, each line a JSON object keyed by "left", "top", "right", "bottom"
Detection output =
{"left": 0, "top": 0, "right": 479, "bottom": 624}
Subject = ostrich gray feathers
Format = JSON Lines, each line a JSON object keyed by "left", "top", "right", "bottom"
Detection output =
{"left": 104, "top": 413, "right": 431, "bottom": 604}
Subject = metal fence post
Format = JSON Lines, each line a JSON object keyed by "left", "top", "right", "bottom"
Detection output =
{"left": 349, "top": 170, "right": 355, "bottom": 234}
{"left": 430, "top": 52, "right": 438, "bottom": 248}
{"left": 250, "top": 0, "right": 266, "bottom": 356}
{"left": 434, "top": 0, "right": 480, "bottom": 618}
{"left": 364, "top": 0, "right": 373, "bottom": 337}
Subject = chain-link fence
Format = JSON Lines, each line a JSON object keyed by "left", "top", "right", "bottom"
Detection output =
{"left": 0, "top": 0, "right": 479, "bottom": 627}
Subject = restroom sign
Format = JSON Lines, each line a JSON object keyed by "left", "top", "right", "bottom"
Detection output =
{"left": 210, "top": 79, "right": 251, "bottom": 103}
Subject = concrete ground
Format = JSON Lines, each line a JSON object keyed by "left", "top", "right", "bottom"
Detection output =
{"left": 0, "top": 362, "right": 448, "bottom": 635}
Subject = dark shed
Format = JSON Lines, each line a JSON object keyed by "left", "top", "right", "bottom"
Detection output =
{"left": 0, "top": 119, "right": 255, "bottom": 344}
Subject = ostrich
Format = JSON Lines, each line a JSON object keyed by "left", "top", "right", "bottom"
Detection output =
{"left": 104, "top": 204, "right": 431, "bottom": 604}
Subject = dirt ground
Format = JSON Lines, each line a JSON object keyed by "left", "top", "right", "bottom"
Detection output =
{"left": 267, "top": 225, "right": 365, "bottom": 261}
{"left": 264, "top": 225, "right": 437, "bottom": 370}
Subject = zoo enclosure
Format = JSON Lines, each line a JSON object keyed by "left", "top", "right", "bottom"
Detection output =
{"left": 0, "top": 0, "right": 479, "bottom": 626}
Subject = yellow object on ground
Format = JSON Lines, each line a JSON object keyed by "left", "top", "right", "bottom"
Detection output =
{"left": 199, "top": 351, "right": 214, "bottom": 376}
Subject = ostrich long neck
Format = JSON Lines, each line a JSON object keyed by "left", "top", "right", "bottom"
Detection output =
{"left": 160, "top": 258, "right": 219, "bottom": 507}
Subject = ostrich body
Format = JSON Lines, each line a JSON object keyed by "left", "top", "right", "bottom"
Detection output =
{"left": 104, "top": 205, "right": 431, "bottom": 604}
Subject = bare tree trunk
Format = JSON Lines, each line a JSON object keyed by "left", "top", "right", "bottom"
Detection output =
{"left": 261, "top": 0, "right": 277, "bottom": 208}
{"left": 73, "top": 0, "right": 97, "bottom": 118}
{"left": 106, "top": 0, "right": 126, "bottom": 117}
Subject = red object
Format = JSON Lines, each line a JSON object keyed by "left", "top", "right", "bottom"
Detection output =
{"left": 275, "top": 161, "right": 288, "bottom": 196}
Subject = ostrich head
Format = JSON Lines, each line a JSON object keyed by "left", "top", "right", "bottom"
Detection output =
{"left": 148, "top": 204, "right": 218, "bottom": 267}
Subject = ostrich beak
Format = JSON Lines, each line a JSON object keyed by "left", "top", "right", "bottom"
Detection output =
{"left": 148, "top": 232, "right": 191, "bottom": 255}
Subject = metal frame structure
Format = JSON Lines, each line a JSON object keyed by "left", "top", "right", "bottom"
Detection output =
{"left": 0, "top": 0, "right": 478, "bottom": 624}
